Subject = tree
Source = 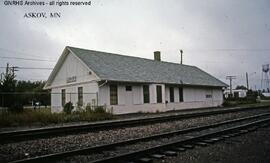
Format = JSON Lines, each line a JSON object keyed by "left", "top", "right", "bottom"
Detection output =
{"left": 16, "top": 80, "right": 50, "bottom": 107}
{"left": 0, "top": 64, "right": 51, "bottom": 110}
{"left": 235, "top": 85, "right": 247, "bottom": 90}
{"left": 0, "top": 71, "right": 16, "bottom": 108}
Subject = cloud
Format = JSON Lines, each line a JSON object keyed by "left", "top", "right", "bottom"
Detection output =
{"left": 0, "top": 0, "right": 270, "bottom": 89}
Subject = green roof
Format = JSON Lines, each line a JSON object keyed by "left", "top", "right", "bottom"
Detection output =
{"left": 69, "top": 46, "right": 227, "bottom": 87}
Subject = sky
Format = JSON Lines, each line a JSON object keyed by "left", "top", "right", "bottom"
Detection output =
{"left": 0, "top": 0, "right": 270, "bottom": 90}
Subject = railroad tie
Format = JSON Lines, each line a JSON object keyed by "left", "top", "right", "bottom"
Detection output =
{"left": 194, "top": 142, "right": 208, "bottom": 146}
{"left": 210, "top": 137, "right": 221, "bottom": 142}
{"left": 203, "top": 139, "right": 215, "bottom": 144}
{"left": 163, "top": 150, "right": 178, "bottom": 156}
{"left": 151, "top": 154, "right": 165, "bottom": 159}
{"left": 222, "top": 135, "right": 231, "bottom": 138}
{"left": 138, "top": 157, "right": 153, "bottom": 163}
{"left": 181, "top": 144, "right": 194, "bottom": 149}
{"left": 174, "top": 147, "right": 186, "bottom": 152}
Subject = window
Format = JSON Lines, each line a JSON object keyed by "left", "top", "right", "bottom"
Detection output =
{"left": 143, "top": 85, "right": 150, "bottom": 103}
{"left": 169, "top": 87, "right": 174, "bottom": 102}
{"left": 126, "top": 86, "right": 132, "bottom": 91}
{"left": 179, "top": 87, "right": 184, "bottom": 102}
{"left": 78, "top": 87, "right": 83, "bottom": 106}
{"left": 61, "top": 89, "right": 66, "bottom": 107}
{"left": 156, "top": 85, "right": 162, "bottom": 103}
{"left": 206, "top": 94, "right": 212, "bottom": 98}
{"left": 110, "top": 85, "right": 118, "bottom": 105}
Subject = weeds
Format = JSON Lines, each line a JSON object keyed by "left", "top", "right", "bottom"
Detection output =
{"left": 0, "top": 107, "right": 114, "bottom": 128}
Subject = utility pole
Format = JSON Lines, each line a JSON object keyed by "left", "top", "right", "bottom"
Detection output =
{"left": 226, "top": 75, "right": 236, "bottom": 97}
{"left": 6, "top": 63, "right": 9, "bottom": 75}
{"left": 246, "top": 72, "right": 249, "bottom": 90}
{"left": 179, "top": 49, "right": 183, "bottom": 64}
{"left": 246, "top": 72, "right": 256, "bottom": 91}
{"left": 11, "top": 66, "right": 19, "bottom": 78}
{"left": 5, "top": 63, "right": 19, "bottom": 77}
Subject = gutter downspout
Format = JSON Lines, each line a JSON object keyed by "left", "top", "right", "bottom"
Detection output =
{"left": 99, "top": 80, "right": 108, "bottom": 88}
{"left": 97, "top": 80, "right": 108, "bottom": 107}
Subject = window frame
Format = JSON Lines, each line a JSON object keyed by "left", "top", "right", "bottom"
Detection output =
{"left": 156, "top": 85, "right": 162, "bottom": 103}
{"left": 110, "top": 85, "right": 118, "bottom": 105}
{"left": 143, "top": 85, "right": 150, "bottom": 103}
{"left": 78, "top": 87, "right": 83, "bottom": 106}
{"left": 61, "top": 89, "right": 66, "bottom": 107}
{"left": 169, "top": 87, "right": 174, "bottom": 102}
{"left": 206, "top": 94, "right": 212, "bottom": 98}
{"left": 179, "top": 87, "right": 184, "bottom": 102}
{"left": 126, "top": 86, "right": 132, "bottom": 91}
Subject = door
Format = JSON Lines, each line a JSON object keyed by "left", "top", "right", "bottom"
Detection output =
{"left": 125, "top": 86, "right": 133, "bottom": 105}
{"left": 156, "top": 85, "right": 162, "bottom": 103}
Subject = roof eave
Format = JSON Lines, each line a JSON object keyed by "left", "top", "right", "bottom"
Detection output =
{"left": 43, "top": 46, "right": 102, "bottom": 90}
{"left": 67, "top": 46, "right": 101, "bottom": 82}
{"left": 99, "top": 79, "right": 227, "bottom": 88}
{"left": 43, "top": 47, "right": 70, "bottom": 90}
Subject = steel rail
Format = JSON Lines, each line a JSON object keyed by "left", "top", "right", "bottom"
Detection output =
{"left": 1, "top": 105, "right": 269, "bottom": 143}
{"left": 9, "top": 112, "right": 270, "bottom": 163}
{"left": 90, "top": 117, "right": 270, "bottom": 163}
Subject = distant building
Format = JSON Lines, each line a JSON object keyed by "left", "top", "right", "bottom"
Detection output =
{"left": 262, "top": 92, "right": 270, "bottom": 97}
{"left": 224, "top": 89, "right": 247, "bottom": 98}
{"left": 44, "top": 46, "right": 228, "bottom": 114}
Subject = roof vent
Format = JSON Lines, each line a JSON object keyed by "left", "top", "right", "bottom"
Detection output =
{"left": 154, "top": 51, "right": 161, "bottom": 61}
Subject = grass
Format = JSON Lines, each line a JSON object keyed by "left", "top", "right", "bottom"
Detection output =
{"left": 0, "top": 108, "right": 114, "bottom": 128}
{"left": 223, "top": 98, "right": 270, "bottom": 108}
{"left": 1, "top": 100, "right": 270, "bottom": 128}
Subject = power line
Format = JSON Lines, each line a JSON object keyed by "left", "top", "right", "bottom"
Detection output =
{"left": 0, "top": 56, "right": 56, "bottom": 62}
{"left": 0, "top": 47, "right": 58, "bottom": 60}
{"left": 17, "top": 67, "right": 53, "bottom": 70}
{"left": 16, "top": 78, "right": 48, "bottom": 81}
{"left": 184, "top": 48, "right": 270, "bottom": 52}
{"left": 0, "top": 67, "right": 53, "bottom": 70}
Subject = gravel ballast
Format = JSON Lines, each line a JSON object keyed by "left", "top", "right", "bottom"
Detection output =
{"left": 1, "top": 108, "right": 270, "bottom": 162}
{"left": 59, "top": 116, "right": 269, "bottom": 162}
{"left": 154, "top": 125, "right": 270, "bottom": 163}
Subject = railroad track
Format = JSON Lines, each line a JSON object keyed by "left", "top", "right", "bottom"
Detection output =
{"left": 9, "top": 112, "right": 270, "bottom": 163}
{"left": 1, "top": 105, "right": 269, "bottom": 144}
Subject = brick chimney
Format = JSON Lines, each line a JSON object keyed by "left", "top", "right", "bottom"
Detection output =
{"left": 154, "top": 51, "right": 161, "bottom": 61}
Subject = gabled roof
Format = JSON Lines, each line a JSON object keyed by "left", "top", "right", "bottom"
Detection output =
{"left": 63, "top": 46, "right": 227, "bottom": 87}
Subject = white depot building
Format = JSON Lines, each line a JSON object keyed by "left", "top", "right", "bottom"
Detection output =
{"left": 44, "top": 46, "right": 228, "bottom": 114}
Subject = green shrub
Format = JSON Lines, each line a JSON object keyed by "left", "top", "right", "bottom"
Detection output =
{"left": 63, "top": 102, "right": 74, "bottom": 114}
{"left": 222, "top": 101, "right": 237, "bottom": 107}
{"left": 0, "top": 107, "right": 114, "bottom": 127}
{"left": 223, "top": 97, "right": 259, "bottom": 107}
{"left": 85, "top": 103, "right": 93, "bottom": 112}
{"left": 93, "top": 106, "right": 106, "bottom": 113}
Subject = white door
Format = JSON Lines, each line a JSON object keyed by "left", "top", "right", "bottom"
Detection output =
{"left": 125, "top": 86, "right": 133, "bottom": 105}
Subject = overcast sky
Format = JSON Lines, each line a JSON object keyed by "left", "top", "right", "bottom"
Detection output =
{"left": 0, "top": 0, "right": 270, "bottom": 90}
